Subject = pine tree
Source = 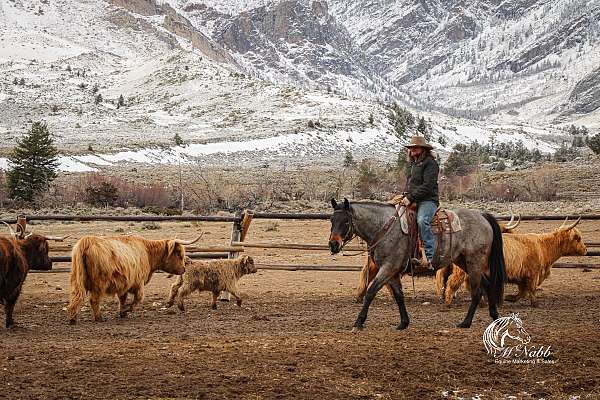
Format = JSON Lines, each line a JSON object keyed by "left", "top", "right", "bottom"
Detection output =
{"left": 396, "top": 152, "right": 408, "bottom": 172}
{"left": 91, "top": 84, "right": 99, "bottom": 94}
{"left": 95, "top": 93, "right": 103, "bottom": 105}
{"left": 19, "top": 78, "right": 25, "bottom": 85}
{"left": 7, "top": 122, "right": 59, "bottom": 202}
{"left": 588, "top": 134, "right": 600, "bottom": 155}
{"left": 417, "top": 116, "right": 428, "bottom": 137}
{"left": 368, "top": 113, "right": 374, "bottom": 125}
{"left": 118, "top": 94, "right": 125, "bottom": 107}
{"left": 174, "top": 133, "right": 184, "bottom": 146}
{"left": 343, "top": 150, "right": 355, "bottom": 167}
{"left": 12, "top": 77, "right": 18, "bottom": 85}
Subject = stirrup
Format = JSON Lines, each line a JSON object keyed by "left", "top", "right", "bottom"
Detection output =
{"left": 407, "top": 258, "right": 435, "bottom": 276}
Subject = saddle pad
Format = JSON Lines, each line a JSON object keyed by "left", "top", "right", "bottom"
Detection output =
{"left": 432, "top": 209, "right": 462, "bottom": 234}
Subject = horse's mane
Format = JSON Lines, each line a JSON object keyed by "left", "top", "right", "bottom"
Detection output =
{"left": 350, "top": 200, "right": 394, "bottom": 208}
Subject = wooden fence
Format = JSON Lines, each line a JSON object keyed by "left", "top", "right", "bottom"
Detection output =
{"left": 3, "top": 211, "right": 599, "bottom": 273}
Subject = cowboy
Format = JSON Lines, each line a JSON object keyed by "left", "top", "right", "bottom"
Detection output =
{"left": 400, "top": 135, "right": 439, "bottom": 273}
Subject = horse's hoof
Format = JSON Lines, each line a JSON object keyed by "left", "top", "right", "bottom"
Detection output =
{"left": 68, "top": 319, "right": 77, "bottom": 325}
{"left": 456, "top": 322, "right": 471, "bottom": 328}
{"left": 396, "top": 322, "right": 409, "bottom": 330}
{"left": 351, "top": 326, "right": 364, "bottom": 333}
{"left": 118, "top": 312, "right": 128, "bottom": 319}
{"left": 504, "top": 295, "right": 518, "bottom": 302}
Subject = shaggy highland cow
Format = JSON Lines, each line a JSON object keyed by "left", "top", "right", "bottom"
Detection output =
{"left": 167, "top": 255, "right": 257, "bottom": 311}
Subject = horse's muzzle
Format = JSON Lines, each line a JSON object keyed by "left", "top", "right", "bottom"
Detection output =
{"left": 329, "top": 240, "right": 341, "bottom": 254}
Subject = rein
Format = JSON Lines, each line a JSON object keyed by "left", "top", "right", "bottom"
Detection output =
{"left": 338, "top": 206, "right": 406, "bottom": 257}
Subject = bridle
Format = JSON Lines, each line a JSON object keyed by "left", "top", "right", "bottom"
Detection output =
{"left": 330, "top": 209, "right": 357, "bottom": 252}
{"left": 331, "top": 206, "right": 407, "bottom": 255}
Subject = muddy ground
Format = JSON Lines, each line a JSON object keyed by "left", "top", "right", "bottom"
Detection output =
{"left": 1, "top": 218, "right": 599, "bottom": 399}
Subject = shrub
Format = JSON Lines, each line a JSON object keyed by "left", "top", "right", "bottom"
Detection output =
{"left": 588, "top": 134, "right": 600, "bottom": 155}
{"left": 85, "top": 181, "right": 119, "bottom": 206}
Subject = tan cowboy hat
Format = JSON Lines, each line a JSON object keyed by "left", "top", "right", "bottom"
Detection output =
{"left": 404, "top": 136, "right": 433, "bottom": 150}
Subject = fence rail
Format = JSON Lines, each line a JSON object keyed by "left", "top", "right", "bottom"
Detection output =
{"left": 3, "top": 211, "right": 598, "bottom": 272}
{"left": 4, "top": 213, "right": 600, "bottom": 224}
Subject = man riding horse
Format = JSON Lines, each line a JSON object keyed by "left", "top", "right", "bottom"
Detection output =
{"left": 399, "top": 135, "right": 439, "bottom": 274}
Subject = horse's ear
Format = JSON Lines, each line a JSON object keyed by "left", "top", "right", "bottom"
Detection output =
{"left": 343, "top": 198, "right": 350, "bottom": 210}
{"left": 331, "top": 198, "right": 338, "bottom": 209}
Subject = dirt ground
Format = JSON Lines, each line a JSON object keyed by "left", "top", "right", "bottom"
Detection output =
{"left": 1, "top": 218, "right": 599, "bottom": 399}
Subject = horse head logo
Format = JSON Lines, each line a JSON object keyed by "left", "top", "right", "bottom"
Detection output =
{"left": 483, "top": 313, "right": 531, "bottom": 356}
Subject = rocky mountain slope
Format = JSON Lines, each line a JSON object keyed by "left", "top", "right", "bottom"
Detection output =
{"left": 166, "top": 0, "right": 600, "bottom": 125}
{"left": 0, "top": 0, "right": 590, "bottom": 171}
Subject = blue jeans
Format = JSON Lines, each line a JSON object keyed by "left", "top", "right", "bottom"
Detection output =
{"left": 417, "top": 201, "right": 437, "bottom": 261}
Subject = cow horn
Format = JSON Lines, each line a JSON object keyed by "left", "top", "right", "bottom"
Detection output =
{"left": 505, "top": 214, "right": 521, "bottom": 230}
{"left": 507, "top": 210, "right": 515, "bottom": 226}
{"left": 174, "top": 232, "right": 204, "bottom": 245}
{"left": 1, "top": 221, "right": 17, "bottom": 237}
{"left": 558, "top": 216, "right": 569, "bottom": 229}
{"left": 45, "top": 234, "right": 72, "bottom": 242}
{"left": 562, "top": 216, "right": 581, "bottom": 230}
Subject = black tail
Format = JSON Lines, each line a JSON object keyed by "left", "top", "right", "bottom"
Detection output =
{"left": 482, "top": 213, "right": 506, "bottom": 306}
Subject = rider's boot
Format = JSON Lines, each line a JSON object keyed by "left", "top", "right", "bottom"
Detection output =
{"left": 409, "top": 257, "right": 436, "bottom": 276}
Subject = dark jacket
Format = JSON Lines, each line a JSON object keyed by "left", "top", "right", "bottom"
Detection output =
{"left": 405, "top": 154, "right": 439, "bottom": 205}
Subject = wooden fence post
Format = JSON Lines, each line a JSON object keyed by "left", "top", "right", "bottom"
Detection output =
{"left": 219, "top": 210, "right": 254, "bottom": 301}
{"left": 16, "top": 215, "right": 27, "bottom": 238}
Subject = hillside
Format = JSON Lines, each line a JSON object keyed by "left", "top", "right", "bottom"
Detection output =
{"left": 0, "top": 0, "right": 591, "bottom": 172}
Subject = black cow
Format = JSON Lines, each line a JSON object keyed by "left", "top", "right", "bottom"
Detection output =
{"left": 1, "top": 224, "right": 66, "bottom": 328}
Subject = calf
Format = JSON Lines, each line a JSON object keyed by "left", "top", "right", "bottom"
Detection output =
{"left": 67, "top": 234, "right": 201, "bottom": 324}
{"left": 167, "top": 255, "right": 257, "bottom": 311}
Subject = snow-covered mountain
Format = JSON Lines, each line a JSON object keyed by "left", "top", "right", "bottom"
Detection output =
{"left": 0, "top": 0, "right": 594, "bottom": 170}
{"left": 167, "top": 0, "right": 600, "bottom": 124}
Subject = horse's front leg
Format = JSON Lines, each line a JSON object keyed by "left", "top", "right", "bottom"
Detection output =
{"left": 353, "top": 264, "right": 395, "bottom": 332}
{"left": 387, "top": 275, "right": 410, "bottom": 330}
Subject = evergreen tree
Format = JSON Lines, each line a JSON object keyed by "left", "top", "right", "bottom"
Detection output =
{"left": 437, "top": 135, "right": 447, "bottom": 147}
{"left": 19, "top": 78, "right": 25, "bottom": 85}
{"left": 417, "top": 116, "right": 428, "bottom": 136}
{"left": 343, "top": 150, "right": 355, "bottom": 167}
{"left": 7, "top": 122, "right": 59, "bottom": 202}
{"left": 95, "top": 93, "right": 103, "bottom": 105}
{"left": 588, "top": 134, "right": 600, "bottom": 155}
{"left": 444, "top": 144, "right": 477, "bottom": 176}
{"left": 118, "top": 94, "right": 125, "bottom": 107}
{"left": 396, "top": 152, "right": 408, "bottom": 172}
{"left": 12, "top": 77, "right": 18, "bottom": 85}
{"left": 368, "top": 113, "right": 374, "bottom": 125}
{"left": 173, "top": 133, "right": 184, "bottom": 146}
{"left": 92, "top": 84, "right": 99, "bottom": 94}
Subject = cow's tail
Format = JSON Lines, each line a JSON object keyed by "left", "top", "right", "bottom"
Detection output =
{"left": 482, "top": 213, "right": 506, "bottom": 306}
{"left": 67, "top": 239, "right": 89, "bottom": 323}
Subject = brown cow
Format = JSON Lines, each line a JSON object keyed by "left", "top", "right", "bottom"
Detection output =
{"left": 440, "top": 218, "right": 587, "bottom": 307}
{"left": 67, "top": 234, "right": 202, "bottom": 324}
{"left": 1, "top": 223, "right": 66, "bottom": 328}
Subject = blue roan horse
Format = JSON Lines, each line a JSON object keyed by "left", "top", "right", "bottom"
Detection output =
{"left": 328, "top": 199, "right": 506, "bottom": 330}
